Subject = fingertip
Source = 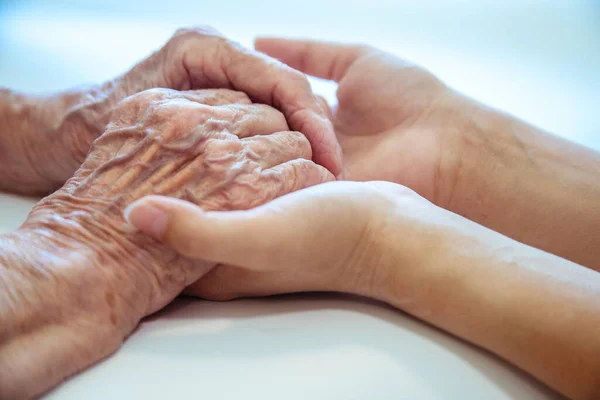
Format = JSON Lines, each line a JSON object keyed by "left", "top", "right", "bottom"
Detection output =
{"left": 254, "top": 36, "right": 282, "bottom": 52}
{"left": 312, "top": 116, "right": 343, "bottom": 176}
{"left": 124, "top": 197, "right": 170, "bottom": 240}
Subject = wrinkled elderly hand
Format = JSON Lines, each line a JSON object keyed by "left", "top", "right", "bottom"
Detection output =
{"left": 1, "top": 27, "right": 340, "bottom": 195}
{"left": 0, "top": 88, "right": 333, "bottom": 399}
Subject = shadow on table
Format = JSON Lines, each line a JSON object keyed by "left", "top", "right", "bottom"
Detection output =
{"left": 125, "top": 293, "right": 562, "bottom": 399}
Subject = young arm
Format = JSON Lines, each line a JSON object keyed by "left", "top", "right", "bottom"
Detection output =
{"left": 127, "top": 180, "right": 600, "bottom": 400}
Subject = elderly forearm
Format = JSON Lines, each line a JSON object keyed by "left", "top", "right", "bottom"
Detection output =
{"left": 0, "top": 83, "right": 119, "bottom": 194}
{"left": 375, "top": 209, "right": 600, "bottom": 400}
{"left": 0, "top": 229, "right": 125, "bottom": 399}
{"left": 445, "top": 93, "right": 600, "bottom": 270}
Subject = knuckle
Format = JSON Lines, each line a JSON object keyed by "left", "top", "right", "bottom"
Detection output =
{"left": 195, "top": 89, "right": 250, "bottom": 106}
{"left": 203, "top": 137, "right": 243, "bottom": 163}
{"left": 172, "top": 25, "right": 222, "bottom": 42}
{"left": 291, "top": 159, "right": 318, "bottom": 186}
{"left": 173, "top": 27, "right": 192, "bottom": 38}
{"left": 354, "top": 43, "right": 375, "bottom": 55}
{"left": 188, "top": 25, "right": 221, "bottom": 37}
{"left": 282, "top": 161, "right": 302, "bottom": 190}
{"left": 287, "top": 131, "right": 312, "bottom": 158}
{"left": 287, "top": 67, "right": 309, "bottom": 84}
{"left": 224, "top": 104, "right": 250, "bottom": 125}
{"left": 112, "top": 88, "right": 171, "bottom": 124}
{"left": 202, "top": 117, "right": 227, "bottom": 133}
{"left": 229, "top": 90, "right": 251, "bottom": 104}
{"left": 128, "top": 88, "right": 169, "bottom": 105}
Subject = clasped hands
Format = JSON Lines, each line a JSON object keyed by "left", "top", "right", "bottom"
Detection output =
{"left": 3, "top": 25, "right": 600, "bottom": 400}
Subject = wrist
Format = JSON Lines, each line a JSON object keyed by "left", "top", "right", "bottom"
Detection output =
{"left": 435, "top": 91, "right": 522, "bottom": 218}
{"left": 24, "top": 196, "right": 156, "bottom": 326}
{"left": 336, "top": 186, "right": 441, "bottom": 301}
{"left": 351, "top": 189, "right": 462, "bottom": 310}
{"left": 0, "top": 228, "right": 124, "bottom": 398}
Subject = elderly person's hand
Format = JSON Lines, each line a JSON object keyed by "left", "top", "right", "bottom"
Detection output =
{"left": 0, "top": 27, "right": 341, "bottom": 195}
{"left": 0, "top": 88, "right": 333, "bottom": 399}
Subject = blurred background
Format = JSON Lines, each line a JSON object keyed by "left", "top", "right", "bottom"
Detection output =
{"left": 1, "top": 0, "right": 599, "bottom": 148}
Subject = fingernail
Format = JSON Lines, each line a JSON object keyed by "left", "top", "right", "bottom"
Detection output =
{"left": 124, "top": 201, "right": 168, "bottom": 240}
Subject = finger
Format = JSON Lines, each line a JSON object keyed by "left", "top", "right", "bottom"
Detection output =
{"left": 252, "top": 159, "right": 335, "bottom": 208}
{"left": 222, "top": 49, "right": 342, "bottom": 174}
{"left": 123, "top": 161, "right": 334, "bottom": 265}
{"left": 316, "top": 95, "right": 333, "bottom": 120}
{"left": 242, "top": 130, "right": 312, "bottom": 170}
{"left": 184, "top": 265, "right": 294, "bottom": 301}
{"left": 221, "top": 103, "right": 289, "bottom": 138}
{"left": 181, "top": 89, "right": 252, "bottom": 106}
{"left": 254, "top": 37, "right": 370, "bottom": 82}
{"left": 179, "top": 31, "right": 343, "bottom": 175}
{"left": 124, "top": 197, "right": 285, "bottom": 268}
{"left": 195, "top": 103, "right": 289, "bottom": 139}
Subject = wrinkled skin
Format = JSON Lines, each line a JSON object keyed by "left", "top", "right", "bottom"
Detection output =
{"left": 178, "top": 39, "right": 453, "bottom": 300}
{"left": 1, "top": 27, "right": 339, "bottom": 195}
{"left": 24, "top": 87, "right": 332, "bottom": 321}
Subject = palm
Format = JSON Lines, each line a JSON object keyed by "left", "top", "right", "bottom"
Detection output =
{"left": 256, "top": 38, "right": 456, "bottom": 202}
{"left": 329, "top": 52, "right": 449, "bottom": 201}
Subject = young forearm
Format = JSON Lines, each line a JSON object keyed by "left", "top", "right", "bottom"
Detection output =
{"left": 448, "top": 94, "right": 600, "bottom": 270}
{"left": 375, "top": 208, "right": 600, "bottom": 400}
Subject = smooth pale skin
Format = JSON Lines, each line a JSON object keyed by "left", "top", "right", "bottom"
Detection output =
{"left": 128, "top": 180, "right": 600, "bottom": 400}
{"left": 252, "top": 37, "right": 600, "bottom": 270}
{"left": 127, "top": 39, "right": 600, "bottom": 400}
{"left": 0, "top": 27, "right": 341, "bottom": 195}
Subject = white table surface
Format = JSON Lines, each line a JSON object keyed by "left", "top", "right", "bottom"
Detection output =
{"left": 2, "top": 0, "right": 598, "bottom": 398}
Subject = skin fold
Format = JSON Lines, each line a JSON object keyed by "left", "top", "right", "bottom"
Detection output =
{"left": 0, "top": 27, "right": 341, "bottom": 195}
{"left": 0, "top": 88, "right": 333, "bottom": 399}
{"left": 1, "top": 26, "right": 598, "bottom": 400}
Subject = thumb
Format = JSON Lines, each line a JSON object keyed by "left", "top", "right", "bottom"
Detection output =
{"left": 124, "top": 196, "right": 289, "bottom": 268}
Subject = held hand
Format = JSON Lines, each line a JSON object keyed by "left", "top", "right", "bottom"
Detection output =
{"left": 255, "top": 38, "right": 465, "bottom": 206}
{"left": 126, "top": 28, "right": 341, "bottom": 174}
{"left": 26, "top": 87, "right": 333, "bottom": 320}
{"left": 5, "top": 88, "right": 333, "bottom": 398}
{"left": 125, "top": 180, "right": 427, "bottom": 300}
{"left": 8, "top": 28, "right": 341, "bottom": 194}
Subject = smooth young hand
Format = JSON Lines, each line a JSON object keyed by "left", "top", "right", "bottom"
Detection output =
{"left": 255, "top": 37, "right": 600, "bottom": 270}
{"left": 127, "top": 180, "right": 600, "bottom": 400}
